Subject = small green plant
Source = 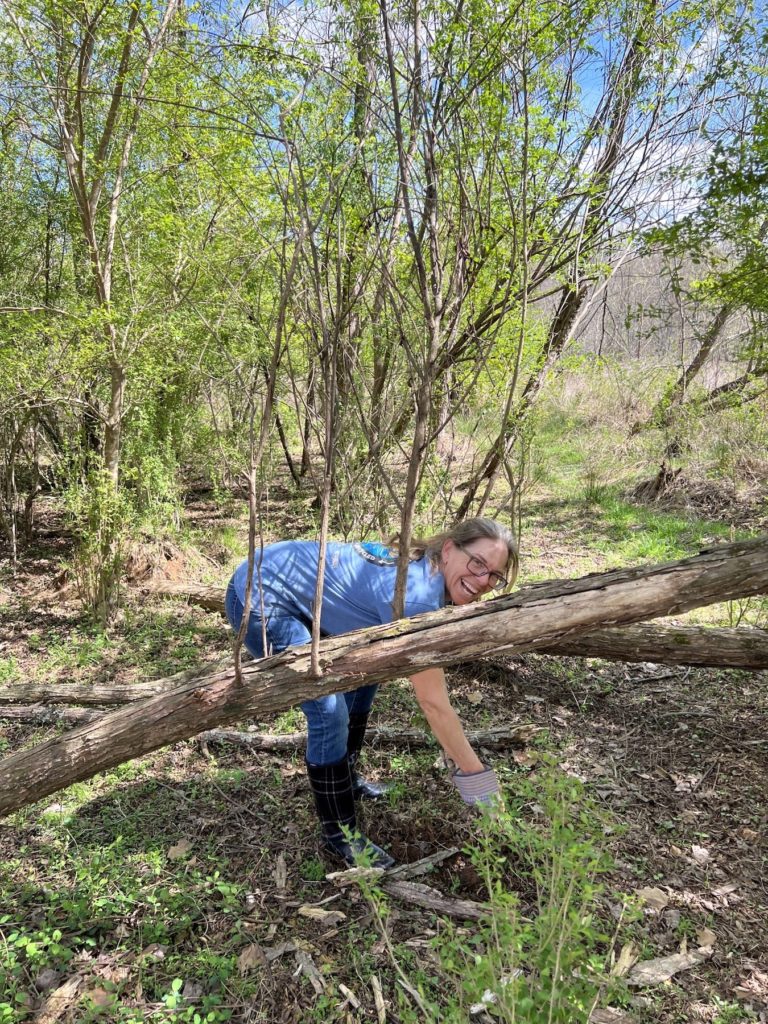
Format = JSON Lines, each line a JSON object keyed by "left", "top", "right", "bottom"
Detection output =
{"left": 162, "top": 977, "right": 185, "bottom": 1010}
{"left": 273, "top": 707, "right": 305, "bottom": 734}
{"left": 713, "top": 996, "right": 757, "bottom": 1023}
{"left": 0, "top": 657, "right": 18, "bottom": 684}
{"left": 582, "top": 467, "right": 607, "bottom": 505}
{"left": 385, "top": 781, "right": 408, "bottom": 808}
{"left": 299, "top": 857, "right": 326, "bottom": 882}
{"left": 362, "top": 758, "right": 632, "bottom": 1023}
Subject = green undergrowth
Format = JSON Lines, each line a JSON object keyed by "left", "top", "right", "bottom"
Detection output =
{"left": 12, "top": 606, "right": 228, "bottom": 688}
{"left": 358, "top": 757, "right": 635, "bottom": 1024}
{"left": 522, "top": 486, "right": 740, "bottom": 571}
{"left": 1, "top": 756, "right": 295, "bottom": 1022}
{"left": 523, "top": 360, "right": 764, "bottom": 575}
{"left": 520, "top": 484, "right": 764, "bottom": 627}
{"left": 0, "top": 750, "right": 637, "bottom": 1024}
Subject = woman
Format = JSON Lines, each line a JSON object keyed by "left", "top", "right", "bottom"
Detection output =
{"left": 225, "top": 517, "right": 518, "bottom": 869}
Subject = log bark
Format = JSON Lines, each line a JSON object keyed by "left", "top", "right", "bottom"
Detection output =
{"left": 1, "top": 623, "right": 764, "bottom": 715}
{"left": 0, "top": 705, "right": 102, "bottom": 725}
{"left": 380, "top": 879, "right": 486, "bottom": 921}
{"left": 1, "top": 621, "right": 764, "bottom": 713}
{"left": 144, "top": 580, "right": 228, "bottom": 612}
{"left": 1, "top": 536, "right": 766, "bottom": 818}
{"left": 0, "top": 662, "right": 230, "bottom": 706}
{"left": 505, "top": 623, "right": 768, "bottom": 668}
{"left": 0, "top": 681, "right": 185, "bottom": 705}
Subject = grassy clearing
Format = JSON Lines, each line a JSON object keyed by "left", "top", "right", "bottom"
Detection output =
{"left": 518, "top": 361, "right": 766, "bottom": 629}
{"left": 3, "top": 607, "right": 229, "bottom": 689}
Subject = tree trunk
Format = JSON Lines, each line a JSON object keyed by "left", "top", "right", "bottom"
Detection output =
{"left": 630, "top": 302, "right": 734, "bottom": 435}
{"left": 1, "top": 536, "right": 766, "bottom": 818}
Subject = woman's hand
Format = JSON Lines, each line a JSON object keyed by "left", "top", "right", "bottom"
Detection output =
{"left": 451, "top": 765, "right": 501, "bottom": 807}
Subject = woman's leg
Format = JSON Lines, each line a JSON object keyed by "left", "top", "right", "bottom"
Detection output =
{"left": 344, "top": 684, "right": 379, "bottom": 717}
{"left": 224, "top": 578, "right": 393, "bottom": 868}
{"left": 301, "top": 694, "right": 349, "bottom": 765}
{"left": 343, "top": 685, "right": 389, "bottom": 800}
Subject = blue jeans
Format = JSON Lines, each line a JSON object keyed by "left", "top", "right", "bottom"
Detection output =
{"left": 225, "top": 582, "right": 379, "bottom": 765}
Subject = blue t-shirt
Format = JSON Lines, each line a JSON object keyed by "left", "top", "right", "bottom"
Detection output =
{"left": 231, "top": 540, "right": 445, "bottom": 634}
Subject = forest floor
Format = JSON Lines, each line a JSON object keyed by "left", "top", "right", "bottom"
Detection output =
{"left": 0, "top": 483, "right": 767, "bottom": 1024}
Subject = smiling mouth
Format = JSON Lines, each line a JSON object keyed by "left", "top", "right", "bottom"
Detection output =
{"left": 459, "top": 578, "right": 478, "bottom": 597}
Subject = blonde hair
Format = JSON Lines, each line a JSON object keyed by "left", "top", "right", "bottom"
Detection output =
{"left": 389, "top": 517, "right": 519, "bottom": 589}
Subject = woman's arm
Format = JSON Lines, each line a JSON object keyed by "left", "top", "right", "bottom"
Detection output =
{"left": 409, "top": 667, "right": 485, "bottom": 774}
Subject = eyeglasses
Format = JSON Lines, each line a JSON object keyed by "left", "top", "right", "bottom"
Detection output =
{"left": 455, "top": 543, "right": 508, "bottom": 591}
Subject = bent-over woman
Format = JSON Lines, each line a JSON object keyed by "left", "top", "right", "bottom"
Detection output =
{"left": 225, "top": 517, "right": 518, "bottom": 869}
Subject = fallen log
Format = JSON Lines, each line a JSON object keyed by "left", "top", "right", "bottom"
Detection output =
{"left": 0, "top": 623, "right": 764, "bottom": 713}
{"left": 0, "top": 681, "right": 184, "bottom": 706}
{"left": 1, "top": 536, "right": 766, "bottom": 818}
{"left": 145, "top": 580, "right": 768, "bottom": 671}
{"left": 507, "top": 623, "right": 768, "bottom": 668}
{"left": 0, "top": 663, "right": 230, "bottom": 706}
{"left": 144, "top": 580, "right": 226, "bottom": 612}
{"left": 195, "top": 723, "right": 541, "bottom": 753}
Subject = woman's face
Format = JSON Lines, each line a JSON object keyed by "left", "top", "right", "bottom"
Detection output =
{"left": 440, "top": 537, "right": 510, "bottom": 605}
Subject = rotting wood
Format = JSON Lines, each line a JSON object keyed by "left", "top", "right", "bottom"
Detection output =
{"left": 1, "top": 536, "right": 767, "bottom": 818}
{"left": 325, "top": 854, "right": 486, "bottom": 919}
{"left": 385, "top": 848, "right": 460, "bottom": 880}
{"left": 0, "top": 710, "right": 541, "bottom": 751}
{"left": 380, "top": 879, "right": 486, "bottom": 921}
{"left": 0, "top": 681, "right": 187, "bottom": 706}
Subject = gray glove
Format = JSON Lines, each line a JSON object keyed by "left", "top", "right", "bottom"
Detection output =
{"left": 451, "top": 766, "right": 500, "bottom": 806}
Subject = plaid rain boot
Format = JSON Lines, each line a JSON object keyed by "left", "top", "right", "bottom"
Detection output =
{"left": 347, "top": 712, "right": 392, "bottom": 801}
{"left": 305, "top": 755, "right": 395, "bottom": 869}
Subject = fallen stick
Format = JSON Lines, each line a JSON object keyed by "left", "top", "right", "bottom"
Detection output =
{"left": 381, "top": 878, "right": 487, "bottom": 920}
{"left": 0, "top": 704, "right": 102, "bottom": 725}
{"left": 197, "top": 723, "right": 541, "bottom": 752}
{"left": 385, "top": 848, "right": 460, "bottom": 880}
{"left": 326, "top": 852, "right": 485, "bottom": 920}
